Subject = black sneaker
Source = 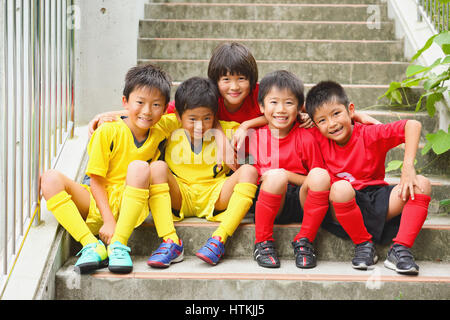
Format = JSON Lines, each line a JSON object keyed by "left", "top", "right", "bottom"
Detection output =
{"left": 352, "top": 241, "right": 378, "bottom": 270}
{"left": 253, "top": 240, "right": 280, "bottom": 268}
{"left": 384, "top": 244, "right": 419, "bottom": 275}
{"left": 292, "top": 238, "right": 316, "bottom": 269}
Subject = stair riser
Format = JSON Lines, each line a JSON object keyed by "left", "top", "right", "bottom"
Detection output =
{"left": 139, "top": 20, "right": 395, "bottom": 40}
{"left": 119, "top": 223, "right": 450, "bottom": 261}
{"left": 138, "top": 59, "right": 408, "bottom": 85}
{"left": 149, "top": 0, "right": 389, "bottom": 4}
{"left": 386, "top": 147, "right": 450, "bottom": 176}
{"left": 145, "top": 3, "right": 388, "bottom": 22}
{"left": 138, "top": 39, "right": 405, "bottom": 62}
{"left": 55, "top": 275, "right": 450, "bottom": 300}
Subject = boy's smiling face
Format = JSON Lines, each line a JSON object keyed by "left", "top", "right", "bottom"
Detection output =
{"left": 259, "top": 86, "right": 299, "bottom": 138}
{"left": 176, "top": 106, "right": 215, "bottom": 142}
{"left": 217, "top": 72, "right": 251, "bottom": 112}
{"left": 122, "top": 86, "right": 166, "bottom": 140}
{"left": 312, "top": 101, "right": 355, "bottom": 146}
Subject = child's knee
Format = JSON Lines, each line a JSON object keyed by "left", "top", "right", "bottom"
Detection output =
{"left": 261, "top": 169, "right": 288, "bottom": 194}
{"left": 237, "top": 164, "right": 258, "bottom": 183}
{"left": 330, "top": 180, "right": 355, "bottom": 203}
{"left": 126, "top": 160, "right": 151, "bottom": 186}
{"left": 149, "top": 160, "right": 169, "bottom": 183}
{"left": 40, "top": 169, "right": 64, "bottom": 199}
{"left": 307, "top": 168, "right": 331, "bottom": 190}
{"left": 416, "top": 175, "right": 431, "bottom": 196}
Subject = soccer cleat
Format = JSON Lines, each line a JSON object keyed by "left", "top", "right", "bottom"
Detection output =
{"left": 292, "top": 238, "right": 317, "bottom": 269}
{"left": 254, "top": 240, "right": 280, "bottom": 268}
{"left": 147, "top": 239, "right": 184, "bottom": 268}
{"left": 196, "top": 236, "right": 225, "bottom": 265}
{"left": 384, "top": 243, "right": 419, "bottom": 275}
{"left": 74, "top": 240, "right": 108, "bottom": 274}
{"left": 108, "top": 241, "right": 133, "bottom": 274}
{"left": 352, "top": 241, "right": 378, "bottom": 270}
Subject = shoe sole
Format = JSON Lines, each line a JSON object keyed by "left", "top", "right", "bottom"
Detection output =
{"left": 74, "top": 258, "right": 109, "bottom": 275}
{"left": 384, "top": 259, "right": 419, "bottom": 275}
{"left": 352, "top": 255, "right": 378, "bottom": 270}
{"left": 147, "top": 251, "right": 184, "bottom": 268}
{"left": 196, "top": 252, "right": 218, "bottom": 265}
{"left": 108, "top": 265, "right": 133, "bottom": 274}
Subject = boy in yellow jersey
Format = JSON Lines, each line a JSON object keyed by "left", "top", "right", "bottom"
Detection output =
{"left": 146, "top": 77, "right": 259, "bottom": 266}
{"left": 40, "top": 64, "right": 180, "bottom": 274}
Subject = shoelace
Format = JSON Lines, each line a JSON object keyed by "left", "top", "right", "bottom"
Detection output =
{"left": 76, "top": 243, "right": 98, "bottom": 258}
{"left": 110, "top": 243, "right": 131, "bottom": 260}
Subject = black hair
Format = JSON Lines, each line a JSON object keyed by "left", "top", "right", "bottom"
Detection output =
{"left": 122, "top": 64, "right": 172, "bottom": 106}
{"left": 174, "top": 77, "right": 219, "bottom": 116}
{"left": 257, "top": 70, "right": 305, "bottom": 109}
{"left": 305, "top": 80, "right": 350, "bottom": 120}
{"left": 207, "top": 42, "right": 258, "bottom": 91}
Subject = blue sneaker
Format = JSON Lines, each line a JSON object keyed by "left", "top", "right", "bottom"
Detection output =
{"left": 108, "top": 241, "right": 133, "bottom": 274}
{"left": 74, "top": 240, "right": 108, "bottom": 274}
{"left": 196, "top": 237, "right": 225, "bottom": 265}
{"left": 147, "top": 239, "right": 184, "bottom": 268}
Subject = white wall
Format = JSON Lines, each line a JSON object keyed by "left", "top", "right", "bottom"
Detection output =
{"left": 74, "top": 0, "right": 147, "bottom": 125}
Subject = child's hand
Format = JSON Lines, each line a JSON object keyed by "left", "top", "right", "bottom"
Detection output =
{"left": 88, "top": 114, "right": 119, "bottom": 137}
{"left": 352, "top": 112, "right": 382, "bottom": 125}
{"left": 398, "top": 163, "right": 424, "bottom": 201}
{"left": 231, "top": 126, "right": 249, "bottom": 151}
{"left": 298, "top": 113, "right": 314, "bottom": 128}
{"left": 99, "top": 219, "right": 116, "bottom": 245}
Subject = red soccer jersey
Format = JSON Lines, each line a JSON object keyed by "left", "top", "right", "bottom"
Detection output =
{"left": 165, "top": 84, "right": 262, "bottom": 124}
{"left": 249, "top": 123, "right": 325, "bottom": 179}
{"left": 310, "top": 120, "right": 407, "bottom": 190}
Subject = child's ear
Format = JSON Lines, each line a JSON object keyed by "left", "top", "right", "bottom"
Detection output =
{"left": 347, "top": 103, "right": 355, "bottom": 117}
{"left": 259, "top": 102, "right": 265, "bottom": 114}
{"left": 300, "top": 102, "right": 306, "bottom": 113}
{"left": 175, "top": 110, "right": 182, "bottom": 122}
{"left": 122, "top": 96, "right": 128, "bottom": 109}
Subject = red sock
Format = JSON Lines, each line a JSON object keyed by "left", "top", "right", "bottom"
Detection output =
{"left": 254, "top": 190, "right": 283, "bottom": 243}
{"left": 393, "top": 194, "right": 430, "bottom": 248}
{"left": 294, "top": 190, "right": 330, "bottom": 242}
{"left": 332, "top": 198, "right": 372, "bottom": 245}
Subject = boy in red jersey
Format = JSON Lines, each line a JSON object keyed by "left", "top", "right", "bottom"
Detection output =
{"left": 248, "top": 70, "right": 330, "bottom": 269}
{"left": 305, "top": 81, "right": 431, "bottom": 275}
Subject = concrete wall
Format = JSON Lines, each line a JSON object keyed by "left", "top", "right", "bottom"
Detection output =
{"left": 74, "top": 0, "right": 147, "bottom": 125}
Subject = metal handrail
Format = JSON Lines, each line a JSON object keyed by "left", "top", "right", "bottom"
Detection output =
{"left": 1, "top": 0, "right": 75, "bottom": 296}
{"left": 417, "top": 0, "right": 450, "bottom": 33}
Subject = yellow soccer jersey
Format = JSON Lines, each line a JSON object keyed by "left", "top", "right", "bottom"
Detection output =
{"left": 164, "top": 115, "right": 240, "bottom": 185}
{"left": 86, "top": 115, "right": 179, "bottom": 187}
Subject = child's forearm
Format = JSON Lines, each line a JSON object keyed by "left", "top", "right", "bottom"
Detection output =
{"left": 90, "top": 175, "right": 115, "bottom": 223}
{"left": 286, "top": 171, "right": 306, "bottom": 186}
{"left": 240, "top": 115, "right": 268, "bottom": 130}
{"left": 352, "top": 111, "right": 382, "bottom": 125}
{"left": 403, "top": 120, "right": 421, "bottom": 166}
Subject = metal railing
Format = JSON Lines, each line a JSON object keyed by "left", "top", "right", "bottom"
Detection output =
{"left": 417, "top": 0, "right": 450, "bottom": 33}
{"left": 1, "top": 0, "right": 75, "bottom": 295}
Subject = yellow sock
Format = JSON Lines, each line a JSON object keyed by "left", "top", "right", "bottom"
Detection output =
{"left": 110, "top": 185, "right": 149, "bottom": 245}
{"left": 212, "top": 182, "right": 257, "bottom": 243}
{"left": 46, "top": 191, "right": 98, "bottom": 247}
{"left": 149, "top": 183, "right": 180, "bottom": 245}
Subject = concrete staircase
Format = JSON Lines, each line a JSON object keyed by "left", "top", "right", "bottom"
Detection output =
{"left": 55, "top": 0, "right": 450, "bottom": 300}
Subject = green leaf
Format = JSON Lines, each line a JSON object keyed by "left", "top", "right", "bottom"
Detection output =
{"left": 425, "top": 92, "right": 443, "bottom": 117}
{"left": 440, "top": 199, "right": 450, "bottom": 207}
{"left": 442, "top": 55, "right": 450, "bottom": 64}
{"left": 412, "top": 34, "right": 438, "bottom": 61}
{"left": 434, "top": 31, "right": 450, "bottom": 46}
{"left": 424, "top": 129, "right": 450, "bottom": 155}
{"left": 423, "top": 72, "right": 450, "bottom": 91}
{"left": 442, "top": 44, "right": 450, "bottom": 55}
{"left": 421, "top": 139, "right": 433, "bottom": 155}
{"left": 385, "top": 160, "right": 404, "bottom": 172}
{"left": 406, "top": 64, "right": 430, "bottom": 77}
{"left": 378, "top": 81, "right": 401, "bottom": 99}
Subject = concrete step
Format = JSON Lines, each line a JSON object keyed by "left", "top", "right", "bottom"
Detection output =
{"left": 144, "top": 3, "right": 388, "bottom": 22}
{"left": 70, "top": 213, "right": 450, "bottom": 262}
{"left": 149, "top": 0, "right": 389, "bottom": 4}
{"left": 55, "top": 256, "right": 450, "bottom": 300}
{"left": 138, "top": 38, "right": 406, "bottom": 62}
{"left": 138, "top": 59, "right": 408, "bottom": 85}
{"left": 139, "top": 19, "right": 396, "bottom": 40}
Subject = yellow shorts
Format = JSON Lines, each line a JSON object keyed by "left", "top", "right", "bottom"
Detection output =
{"left": 81, "top": 183, "right": 150, "bottom": 235}
{"left": 173, "top": 177, "right": 227, "bottom": 222}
